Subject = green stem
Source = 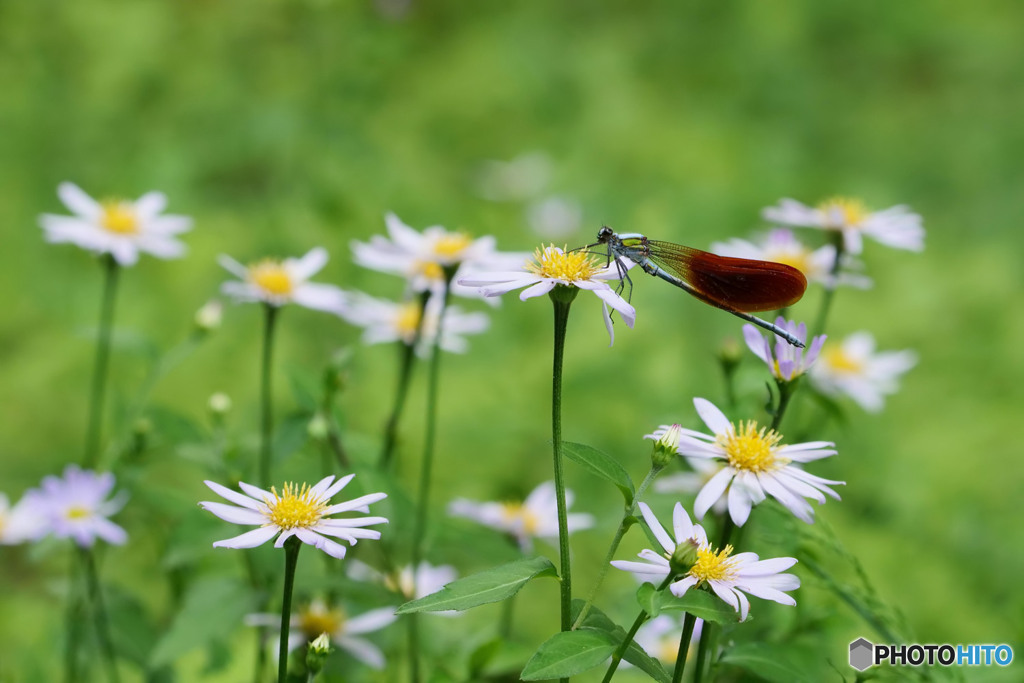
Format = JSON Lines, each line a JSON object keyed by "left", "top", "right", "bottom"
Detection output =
{"left": 572, "top": 464, "right": 664, "bottom": 630}
{"left": 259, "top": 304, "right": 280, "bottom": 488}
{"left": 380, "top": 292, "right": 429, "bottom": 469}
{"left": 409, "top": 279, "right": 452, "bottom": 683}
{"left": 813, "top": 231, "right": 845, "bottom": 337}
{"left": 549, "top": 296, "right": 574, "bottom": 642}
{"left": 770, "top": 378, "right": 799, "bottom": 432}
{"left": 671, "top": 612, "right": 698, "bottom": 683}
{"left": 601, "top": 575, "right": 674, "bottom": 683}
{"left": 64, "top": 549, "right": 86, "bottom": 683}
{"left": 278, "top": 537, "right": 303, "bottom": 683}
{"left": 499, "top": 593, "right": 516, "bottom": 638}
{"left": 84, "top": 254, "right": 120, "bottom": 468}
{"left": 81, "top": 547, "right": 120, "bottom": 683}
{"left": 691, "top": 516, "right": 736, "bottom": 682}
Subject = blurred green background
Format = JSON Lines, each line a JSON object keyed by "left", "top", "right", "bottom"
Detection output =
{"left": 1, "top": 0, "right": 1022, "bottom": 680}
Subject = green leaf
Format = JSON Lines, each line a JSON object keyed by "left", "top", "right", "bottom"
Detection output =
{"left": 636, "top": 582, "right": 660, "bottom": 617}
{"left": 573, "top": 601, "right": 671, "bottom": 683}
{"left": 718, "top": 643, "right": 814, "bottom": 683}
{"left": 396, "top": 557, "right": 557, "bottom": 614}
{"left": 562, "top": 441, "right": 634, "bottom": 502}
{"left": 150, "top": 578, "right": 259, "bottom": 667}
{"left": 658, "top": 589, "right": 739, "bottom": 625}
{"left": 520, "top": 629, "right": 616, "bottom": 680}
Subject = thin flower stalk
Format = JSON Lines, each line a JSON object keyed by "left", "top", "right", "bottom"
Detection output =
{"left": 549, "top": 289, "right": 576, "bottom": 646}
{"left": 259, "top": 304, "right": 279, "bottom": 488}
{"left": 84, "top": 255, "right": 120, "bottom": 468}
{"left": 278, "top": 537, "right": 302, "bottom": 683}
{"left": 672, "top": 612, "right": 698, "bottom": 683}
{"left": 600, "top": 575, "right": 674, "bottom": 683}
{"left": 380, "top": 292, "right": 428, "bottom": 468}
{"left": 82, "top": 548, "right": 120, "bottom": 683}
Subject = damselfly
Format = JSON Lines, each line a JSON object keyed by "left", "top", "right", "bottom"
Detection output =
{"left": 590, "top": 227, "right": 808, "bottom": 346}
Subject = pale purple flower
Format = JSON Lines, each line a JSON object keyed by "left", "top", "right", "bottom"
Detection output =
{"left": 29, "top": 465, "right": 128, "bottom": 548}
{"left": 743, "top": 318, "right": 826, "bottom": 381}
{"left": 762, "top": 197, "right": 924, "bottom": 255}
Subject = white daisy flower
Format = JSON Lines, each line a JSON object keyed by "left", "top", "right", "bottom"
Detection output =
{"left": 39, "top": 182, "right": 191, "bottom": 266}
{"left": 334, "top": 291, "right": 489, "bottom": 356}
{"left": 218, "top": 247, "right": 346, "bottom": 311}
{"left": 0, "top": 491, "right": 49, "bottom": 545}
{"left": 28, "top": 465, "right": 128, "bottom": 548}
{"left": 711, "top": 229, "right": 871, "bottom": 289}
{"left": 448, "top": 480, "right": 594, "bottom": 552}
{"left": 199, "top": 474, "right": 387, "bottom": 559}
{"left": 671, "top": 398, "right": 844, "bottom": 526}
{"left": 246, "top": 599, "right": 396, "bottom": 669}
{"left": 456, "top": 244, "right": 636, "bottom": 345}
{"left": 762, "top": 197, "right": 924, "bottom": 255}
{"left": 633, "top": 614, "right": 703, "bottom": 666}
{"left": 742, "top": 318, "right": 826, "bottom": 382}
{"left": 809, "top": 331, "right": 917, "bottom": 413}
{"left": 611, "top": 502, "right": 800, "bottom": 621}
{"left": 352, "top": 212, "right": 528, "bottom": 300}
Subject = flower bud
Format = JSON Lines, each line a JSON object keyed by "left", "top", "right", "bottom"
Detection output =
{"left": 208, "top": 392, "right": 232, "bottom": 415}
{"left": 669, "top": 537, "right": 700, "bottom": 576}
{"left": 307, "top": 413, "right": 330, "bottom": 440}
{"left": 194, "top": 300, "right": 223, "bottom": 333}
{"left": 306, "top": 632, "right": 331, "bottom": 672}
{"left": 651, "top": 424, "right": 682, "bottom": 468}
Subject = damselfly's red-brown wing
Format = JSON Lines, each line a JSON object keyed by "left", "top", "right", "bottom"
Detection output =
{"left": 646, "top": 241, "right": 807, "bottom": 312}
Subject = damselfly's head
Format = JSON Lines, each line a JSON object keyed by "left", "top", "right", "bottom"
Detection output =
{"left": 597, "top": 226, "right": 615, "bottom": 243}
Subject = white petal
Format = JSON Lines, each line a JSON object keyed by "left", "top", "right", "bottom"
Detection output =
{"left": 519, "top": 279, "right": 556, "bottom": 300}
{"left": 291, "top": 247, "right": 329, "bottom": 281}
{"left": 638, "top": 503, "right": 674, "bottom": 554}
{"left": 218, "top": 255, "right": 250, "bottom": 279}
{"left": 199, "top": 501, "right": 266, "bottom": 525}
{"left": 693, "top": 398, "right": 730, "bottom": 435}
{"left": 58, "top": 182, "right": 101, "bottom": 218}
{"left": 694, "top": 468, "right": 733, "bottom": 520}
{"left": 204, "top": 480, "right": 264, "bottom": 511}
{"left": 134, "top": 191, "right": 167, "bottom": 218}
{"left": 213, "top": 526, "right": 279, "bottom": 549}
{"left": 345, "top": 607, "right": 398, "bottom": 635}
{"left": 336, "top": 635, "right": 386, "bottom": 669}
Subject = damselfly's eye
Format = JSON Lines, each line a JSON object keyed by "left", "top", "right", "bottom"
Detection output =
{"left": 597, "top": 226, "right": 614, "bottom": 241}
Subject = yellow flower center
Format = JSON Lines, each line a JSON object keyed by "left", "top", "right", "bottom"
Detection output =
{"left": 525, "top": 245, "right": 599, "bottom": 282}
{"left": 395, "top": 302, "right": 423, "bottom": 342}
{"left": 67, "top": 506, "right": 91, "bottom": 520}
{"left": 500, "top": 502, "right": 540, "bottom": 535}
{"left": 717, "top": 421, "right": 785, "bottom": 472}
{"left": 297, "top": 602, "right": 345, "bottom": 640}
{"left": 688, "top": 544, "right": 738, "bottom": 584}
{"left": 265, "top": 482, "right": 327, "bottom": 530}
{"left": 431, "top": 232, "right": 472, "bottom": 262}
{"left": 248, "top": 260, "right": 294, "bottom": 297}
{"left": 819, "top": 197, "right": 868, "bottom": 227}
{"left": 100, "top": 200, "right": 139, "bottom": 235}
{"left": 823, "top": 346, "right": 863, "bottom": 374}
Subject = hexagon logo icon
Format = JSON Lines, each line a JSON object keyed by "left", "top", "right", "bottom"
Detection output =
{"left": 849, "top": 637, "right": 874, "bottom": 671}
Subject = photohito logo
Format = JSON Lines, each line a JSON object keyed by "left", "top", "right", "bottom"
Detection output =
{"left": 849, "top": 637, "right": 1014, "bottom": 671}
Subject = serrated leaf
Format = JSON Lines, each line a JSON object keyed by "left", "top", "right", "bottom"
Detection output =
{"left": 562, "top": 441, "right": 634, "bottom": 502}
{"left": 718, "top": 643, "right": 814, "bottom": 683}
{"left": 658, "top": 589, "right": 739, "bottom": 624}
{"left": 396, "top": 557, "right": 556, "bottom": 614}
{"left": 520, "top": 629, "right": 616, "bottom": 680}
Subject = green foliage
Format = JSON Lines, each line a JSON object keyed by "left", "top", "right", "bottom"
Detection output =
{"left": 562, "top": 440, "right": 635, "bottom": 503}
{"left": 396, "top": 557, "right": 557, "bottom": 614}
